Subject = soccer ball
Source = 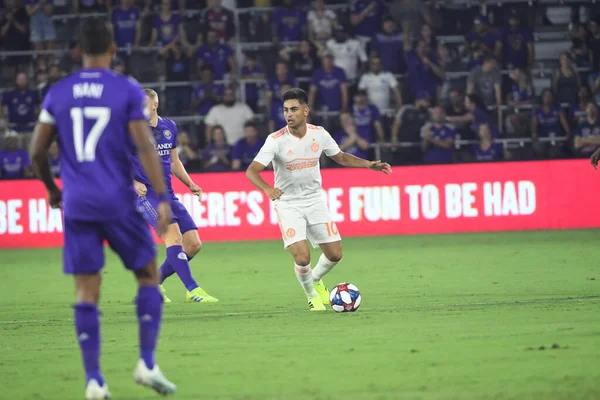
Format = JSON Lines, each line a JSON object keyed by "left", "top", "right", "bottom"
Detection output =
{"left": 329, "top": 283, "right": 361, "bottom": 312}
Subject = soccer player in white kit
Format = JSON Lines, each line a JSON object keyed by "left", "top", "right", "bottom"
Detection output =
{"left": 246, "top": 88, "right": 392, "bottom": 311}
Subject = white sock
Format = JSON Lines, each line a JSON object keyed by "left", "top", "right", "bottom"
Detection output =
{"left": 312, "top": 254, "right": 338, "bottom": 282}
{"left": 294, "top": 263, "right": 318, "bottom": 298}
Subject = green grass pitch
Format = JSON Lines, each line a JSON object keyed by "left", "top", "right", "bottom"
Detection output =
{"left": 0, "top": 230, "right": 599, "bottom": 400}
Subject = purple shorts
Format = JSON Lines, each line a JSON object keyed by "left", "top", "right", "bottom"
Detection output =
{"left": 63, "top": 210, "right": 157, "bottom": 275}
{"left": 137, "top": 190, "right": 197, "bottom": 234}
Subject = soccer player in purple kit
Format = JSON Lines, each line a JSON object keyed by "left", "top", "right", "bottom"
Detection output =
{"left": 133, "top": 88, "right": 219, "bottom": 304}
{"left": 29, "top": 18, "right": 176, "bottom": 399}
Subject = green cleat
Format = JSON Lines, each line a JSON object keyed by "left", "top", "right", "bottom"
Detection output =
{"left": 186, "top": 287, "right": 219, "bottom": 303}
{"left": 313, "top": 279, "right": 330, "bottom": 306}
{"left": 308, "top": 295, "right": 326, "bottom": 311}
{"left": 159, "top": 285, "right": 171, "bottom": 303}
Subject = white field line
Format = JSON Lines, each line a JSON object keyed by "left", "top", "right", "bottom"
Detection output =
{"left": 0, "top": 296, "right": 598, "bottom": 326}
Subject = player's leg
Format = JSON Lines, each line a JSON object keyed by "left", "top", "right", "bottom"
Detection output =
{"left": 63, "top": 218, "right": 111, "bottom": 400}
{"left": 276, "top": 204, "right": 324, "bottom": 311}
{"left": 104, "top": 212, "right": 176, "bottom": 395}
{"left": 175, "top": 201, "right": 219, "bottom": 303}
{"left": 306, "top": 203, "right": 343, "bottom": 306}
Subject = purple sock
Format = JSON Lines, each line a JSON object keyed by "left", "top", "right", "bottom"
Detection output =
{"left": 166, "top": 245, "right": 198, "bottom": 291}
{"left": 74, "top": 303, "right": 104, "bottom": 386}
{"left": 159, "top": 260, "right": 175, "bottom": 284}
{"left": 136, "top": 286, "right": 163, "bottom": 370}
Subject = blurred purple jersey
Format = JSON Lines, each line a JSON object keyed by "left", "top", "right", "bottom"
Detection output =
{"left": 131, "top": 116, "right": 177, "bottom": 193}
{"left": 39, "top": 68, "right": 148, "bottom": 221}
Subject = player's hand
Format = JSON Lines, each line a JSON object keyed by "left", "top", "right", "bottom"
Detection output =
{"left": 134, "top": 180, "right": 147, "bottom": 197}
{"left": 591, "top": 147, "right": 600, "bottom": 169}
{"left": 265, "top": 187, "right": 284, "bottom": 201}
{"left": 156, "top": 201, "right": 172, "bottom": 237}
{"left": 47, "top": 186, "right": 62, "bottom": 209}
{"left": 189, "top": 183, "right": 202, "bottom": 198}
{"left": 368, "top": 160, "right": 393, "bottom": 175}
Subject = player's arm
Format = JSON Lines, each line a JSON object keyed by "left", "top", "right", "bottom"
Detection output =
{"left": 330, "top": 151, "right": 391, "bottom": 174}
{"left": 30, "top": 121, "right": 60, "bottom": 206}
{"left": 170, "top": 147, "right": 201, "bottom": 196}
{"left": 129, "top": 120, "right": 168, "bottom": 196}
{"left": 246, "top": 138, "right": 282, "bottom": 200}
{"left": 326, "top": 132, "right": 391, "bottom": 174}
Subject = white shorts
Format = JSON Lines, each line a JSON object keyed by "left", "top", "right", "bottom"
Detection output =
{"left": 274, "top": 200, "right": 342, "bottom": 249}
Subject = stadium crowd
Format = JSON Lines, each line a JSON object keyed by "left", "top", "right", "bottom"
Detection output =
{"left": 1, "top": 0, "right": 600, "bottom": 179}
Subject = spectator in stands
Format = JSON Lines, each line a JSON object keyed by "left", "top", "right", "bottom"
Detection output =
{"left": 447, "top": 93, "right": 497, "bottom": 138}
{"left": 570, "top": 85, "right": 592, "bottom": 126}
{"left": 191, "top": 64, "right": 224, "bottom": 117}
{"left": 349, "top": 0, "right": 388, "bottom": 43}
{"left": 272, "top": 0, "right": 307, "bottom": 43}
{"left": 0, "top": 72, "right": 39, "bottom": 142}
{"left": 371, "top": 16, "right": 405, "bottom": 74}
{"left": 505, "top": 68, "right": 533, "bottom": 136}
{"left": 26, "top": 0, "right": 55, "bottom": 57}
{"left": 574, "top": 103, "right": 600, "bottom": 157}
{"left": 472, "top": 123, "right": 506, "bottom": 162}
{"left": 350, "top": 90, "right": 385, "bottom": 143}
{"left": 531, "top": 89, "right": 569, "bottom": 158}
{"left": 420, "top": 23, "right": 439, "bottom": 56}
{"left": 39, "top": 65, "right": 62, "bottom": 100}
{"left": 588, "top": 16, "right": 600, "bottom": 70}
{"left": 60, "top": 40, "right": 83, "bottom": 75}
{"left": 232, "top": 121, "right": 265, "bottom": 171}
{"left": 405, "top": 38, "right": 444, "bottom": 103}
{"left": 0, "top": 130, "right": 32, "bottom": 179}
{"left": 204, "top": 86, "right": 255, "bottom": 145}
{"left": 571, "top": 38, "right": 591, "bottom": 69}
{"left": 391, "top": 93, "right": 431, "bottom": 149}
{"left": 0, "top": 0, "right": 30, "bottom": 74}
{"left": 553, "top": 52, "right": 580, "bottom": 106}
{"left": 326, "top": 26, "right": 368, "bottom": 83}
{"left": 465, "top": 15, "right": 499, "bottom": 70}
{"left": 358, "top": 55, "right": 402, "bottom": 114}
{"left": 48, "top": 139, "right": 59, "bottom": 177}
{"left": 389, "top": 0, "right": 431, "bottom": 38}
{"left": 335, "top": 112, "right": 371, "bottom": 159}
{"left": 142, "top": 0, "right": 185, "bottom": 16}
{"left": 467, "top": 56, "right": 502, "bottom": 109}
{"left": 200, "top": 0, "right": 236, "bottom": 44}
{"left": 240, "top": 53, "right": 264, "bottom": 112}
{"left": 202, "top": 125, "right": 231, "bottom": 172}
{"left": 73, "top": 0, "right": 107, "bottom": 13}
{"left": 111, "top": 0, "right": 141, "bottom": 52}
{"left": 279, "top": 39, "right": 321, "bottom": 89}
{"left": 590, "top": 71, "right": 600, "bottom": 104}
{"left": 35, "top": 65, "right": 49, "bottom": 100}
{"left": 164, "top": 41, "right": 191, "bottom": 116}
{"left": 195, "top": 30, "right": 236, "bottom": 81}
{"left": 269, "top": 83, "right": 291, "bottom": 133}
{"left": 112, "top": 58, "right": 126, "bottom": 74}
{"left": 149, "top": 0, "right": 188, "bottom": 52}
{"left": 265, "top": 60, "right": 297, "bottom": 113}
{"left": 309, "top": 53, "right": 349, "bottom": 114}
{"left": 497, "top": 9, "right": 533, "bottom": 70}
{"left": 176, "top": 131, "right": 198, "bottom": 166}
{"left": 307, "top": 0, "right": 337, "bottom": 42}
{"left": 421, "top": 107, "right": 456, "bottom": 164}
{"left": 445, "top": 88, "right": 472, "bottom": 139}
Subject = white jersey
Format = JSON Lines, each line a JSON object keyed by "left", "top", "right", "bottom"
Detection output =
{"left": 253, "top": 124, "right": 341, "bottom": 204}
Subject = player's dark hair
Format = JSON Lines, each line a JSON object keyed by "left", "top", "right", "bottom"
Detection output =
{"left": 78, "top": 17, "right": 114, "bottom": 56}
{"left": 282, "top": 88, "right": 308, "bottom": 105}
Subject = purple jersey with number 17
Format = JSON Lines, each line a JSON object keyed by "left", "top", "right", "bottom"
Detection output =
{"left": 39, "top": 68, "right": 149, "bottom": 221}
